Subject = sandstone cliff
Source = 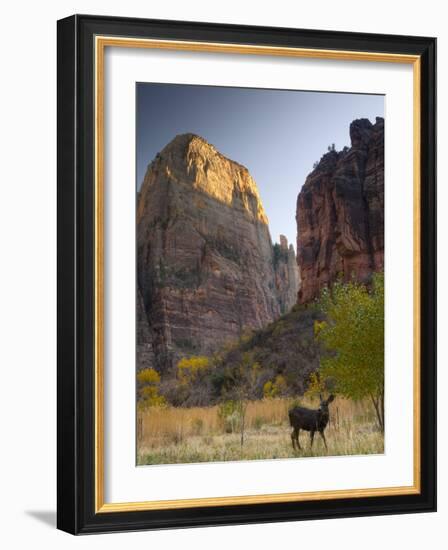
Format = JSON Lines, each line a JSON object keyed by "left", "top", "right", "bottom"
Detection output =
{"left": 274, "top": 235, "right": 300, "bottom": 314}
{"left": 137, "top": 288, "right": 155, "bottom": 371}
{"left": 296, "top": 117, "right": 384, "bottom": 303}
{"left": 137, "top": 134, "right": 298, "bottom": 372}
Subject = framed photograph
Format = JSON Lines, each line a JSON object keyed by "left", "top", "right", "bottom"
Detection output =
{"left": 57, "top": 14, "right": 436, "bottom": 534}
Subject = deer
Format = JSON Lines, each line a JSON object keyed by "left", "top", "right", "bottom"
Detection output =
{"left": 289, "top": 394, "right": 335, "bottom": 451}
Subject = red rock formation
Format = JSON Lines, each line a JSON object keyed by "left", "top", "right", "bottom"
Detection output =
{"left": 274, "top": 235, "right": 300, "bottom": 314}
{"left": 137, "top": 134, "right": 298, "bottom": 372}
{"left": 296, "top": 117, "right": 384, "bottom": 303}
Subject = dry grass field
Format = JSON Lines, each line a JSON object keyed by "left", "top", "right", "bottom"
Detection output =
{"left": 137, "top": 397, "right": 384, "bottom": 465}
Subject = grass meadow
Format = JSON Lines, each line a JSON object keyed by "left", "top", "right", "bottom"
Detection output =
{"left": 137, "top": 397, "right": 384, "bottom": 465}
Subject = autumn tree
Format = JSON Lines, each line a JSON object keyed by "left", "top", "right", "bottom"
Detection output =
{"left": 263, "top": 374, "right": 287, "bottom": 399}
{"left": 304, "top": 371, "right": 335, "bottom": 400}
{"left": 137, "top": 368, "right": 166, "bottom": 409}
{"left": 177, "top": 355, "right": 210, "bottom": 385}
{"left": 174, "top": 355, "right": 212, "bottom": 406}
{"left": 315, "top": 272, "right": 384, "bottom": 431}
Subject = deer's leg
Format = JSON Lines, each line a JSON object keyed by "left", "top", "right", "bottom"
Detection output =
{"left": 310, "top": 430, "right": 315, "bottom": 449}
{"left": 291, "top": 428, "right": 297, "bottom": 450}
{"left": 296, "top": 428, "right": 301, "bottom": 450}
{"left": 320, "top": 430, "right": 328, "bottom": 450}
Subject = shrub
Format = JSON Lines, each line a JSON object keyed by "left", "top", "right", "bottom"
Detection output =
{"left": 177, "top": 355, "right": 210, "bottom": 384}
{"left": 217, "top": 400, "right": 242, "bottom": 433}
{"left": 137, "top": 368, "right": 166, "bottom": 409}
{"left": 263, "top": 375, "right": 287, "bottom": 398}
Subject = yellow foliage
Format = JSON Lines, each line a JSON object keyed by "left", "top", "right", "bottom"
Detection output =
{"left": 305, "top": 372, "right": 326, "bottom": 398}
{"left": 138, "top": 393, "right": 166, "bottom": 410}
{"left": 263, "top": 381, "right": 273, "bottom": 398}
{"left": 137, "top": 368, "right": 165, "bottom": 409}
{"left": 263, "top": 374, "right": 287, "bottom": 398}
{"left": 313, "top": 320, "right": 327, "bottom": 337}
{"left": 177, "top": 355, "right": 210, "bottom": 384}
{"left": 137, "top": 368, "right": 161, "bottom": 385}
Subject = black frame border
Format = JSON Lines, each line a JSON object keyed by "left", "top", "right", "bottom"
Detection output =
{"left": 57, "top": 14, "right": 436, "bottom": 534}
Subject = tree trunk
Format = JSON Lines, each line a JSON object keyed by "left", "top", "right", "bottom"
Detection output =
{"left": 379, "top": 389, "right": 384, "bottom": 432}
{"left": 240, "top": 401, "right": 246, "bottom": 449}
{"left": 370, "top": 393, "right": 384, "bottom": 432}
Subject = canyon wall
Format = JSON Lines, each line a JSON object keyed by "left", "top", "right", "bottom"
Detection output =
{"left": 137, "top": 134, "right": 298, "bottom": 372}
{"left": 274, "top": 235, "right": 301, "bottom": 314}
{"left": 296, "top": 117, "right": 384, "bottom": 303}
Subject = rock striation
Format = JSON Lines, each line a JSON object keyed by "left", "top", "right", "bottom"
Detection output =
{"left": 137, "top": 134, "right": 299, "bottom": 372}
{"left": 296, "top": 117, "right": 384, "bottom": 303}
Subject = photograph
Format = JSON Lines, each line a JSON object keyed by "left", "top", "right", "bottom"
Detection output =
{"left": 135, "top": 83, "right": 385, "bottom": 466}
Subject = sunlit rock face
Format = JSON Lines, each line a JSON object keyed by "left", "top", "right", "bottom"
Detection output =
{"left": 137, "top": 134, "right": 299, "bottom": 371}
{"left": 296, "top": 117, "right": 384, "bottom": 303}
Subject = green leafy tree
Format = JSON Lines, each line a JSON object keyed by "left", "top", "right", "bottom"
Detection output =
{"left": 316, "top": 273, "right": 384, "bottom": 431}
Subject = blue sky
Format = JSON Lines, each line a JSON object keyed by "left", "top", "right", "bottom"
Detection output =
{"left": 137, "top": 83, "right": 384, "bottom": 248}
